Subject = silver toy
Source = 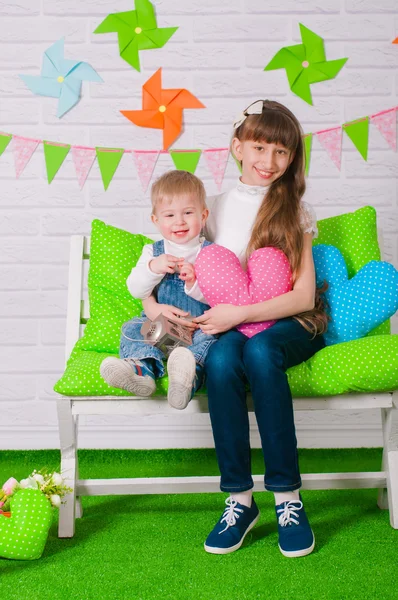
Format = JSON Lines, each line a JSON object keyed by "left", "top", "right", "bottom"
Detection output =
{"left": 140, "top": 313, "right": 194, "bottom": 357}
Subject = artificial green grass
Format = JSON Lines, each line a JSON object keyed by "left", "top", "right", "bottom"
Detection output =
{"left": 0, "top": 448, "right": 396, "bottom": 600}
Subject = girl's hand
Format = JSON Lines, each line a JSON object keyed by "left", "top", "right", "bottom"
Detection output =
{"left": 193, "top": 304, "right": 247, "bottom": 335}
{"left": 149, "top": 254, "right": 181, "bottom": 275}
{"left": 178, "top": 261, "right": 196, "bottom": 289}
{"left": 142, "top": 296, "right": 197, "bottom": 330}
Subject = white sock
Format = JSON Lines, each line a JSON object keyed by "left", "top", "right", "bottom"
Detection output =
{"left": 274, "top": 490, "right": 300, "bottom": 506}
{"left": 230, "top": 491, "right": 253, "bottom": 508}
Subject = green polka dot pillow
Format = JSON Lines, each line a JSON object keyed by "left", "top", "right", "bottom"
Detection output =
{"left": 0, "top": 489, "right": 53, "bottom": 560}
{"left": 288, "top": 334, "right": 398, "bottom": 397}
{"left": 54, "top": 219, "right": 153, "bottom": 396}
{"left": 314, "top": 205, "right": 389, "bottom": 336}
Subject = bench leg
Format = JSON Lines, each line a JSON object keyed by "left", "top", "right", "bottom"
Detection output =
{"left": 378, "top": 402, "right": 398, "bottom": 528}
{"left": 57, "top": 398, "right": 78, "bottom": 537}
{"left": 377, "top": 407, "right": 390, "bottom": 511}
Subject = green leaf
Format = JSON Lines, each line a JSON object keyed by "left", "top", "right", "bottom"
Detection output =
{"left": 343, "top": 117, "right": 369, "bottom": 161}
{"left": 169, "top": 150, "right": 201, "bottom": 173}
{"left": 43, "top": 141, "right": 71, "bottom": 183}
{"left": 96, "top": 148, "right": 124, "bottom": 190}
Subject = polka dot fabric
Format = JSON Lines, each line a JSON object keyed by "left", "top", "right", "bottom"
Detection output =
{"left": 54, "top": 219, "right": 154, "bottom": 397}
{"left": 313, "top": 245, "right": 398, "bottom": 346}
{"left": 195, "top": 245, "right": 292, "bottom": 337}
{"left": 313, "top": 205, "right": 389, "bottom": 336}
{"left": 77, "top": 219, "right": 153, "bottom": 354}
{"left": 0, "top": 489, "right": 53, "bottom": 560}
{"left": 288, "top": 334, "right": 398, "bottom": 397}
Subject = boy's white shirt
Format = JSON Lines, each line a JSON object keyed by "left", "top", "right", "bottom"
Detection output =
{"left": 126, "top": 234, "right": 207, "bottom": 303}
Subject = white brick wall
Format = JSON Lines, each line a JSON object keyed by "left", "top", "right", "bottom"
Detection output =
{"left": 0, "top": 0, "right": 397, "bottom": 449}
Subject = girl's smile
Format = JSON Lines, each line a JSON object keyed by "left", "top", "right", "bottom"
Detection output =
{"left": 232, "top": 139, "right": 293, "bottom": 187}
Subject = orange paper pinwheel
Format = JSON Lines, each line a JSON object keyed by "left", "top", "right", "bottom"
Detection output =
{"left": 120, "top": 68, "right": 205, "bottom": 150}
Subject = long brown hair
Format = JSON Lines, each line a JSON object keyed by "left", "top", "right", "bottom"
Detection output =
{"left": 234, "top": 100, "right": 328, "bottom": 336}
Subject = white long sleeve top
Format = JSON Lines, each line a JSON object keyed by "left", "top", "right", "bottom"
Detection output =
{"left": 126, "top": 234, "right": 207, "bottom": 303}
{"left": 204, "top": 179, "right": 318, "bottom": 266}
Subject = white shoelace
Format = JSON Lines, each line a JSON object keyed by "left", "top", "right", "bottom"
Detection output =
{"left": 277, "top": 500, "right": 303, "bottom": 527}
{"left": 219, "top": 497, "right": 244, "bottom": 534}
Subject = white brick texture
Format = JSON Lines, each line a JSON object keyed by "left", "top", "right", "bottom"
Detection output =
{"left": 0, "top": 0, "right": 397, "bottom": 449}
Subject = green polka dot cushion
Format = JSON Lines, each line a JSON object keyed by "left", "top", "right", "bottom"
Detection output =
{"left": 0, "top": 489, "right": 53, "bottom": 560}
{"left": 313, "top": 205, "right": 389, "bottom": 336}
{"left": 54, "top": 219, "right": 154, "bottom": 396}
{"left": 54, "top": 208, "right": 397, "bottom": 397}
{"left": 288, "top": 335, "right": 398, "bottom": 397}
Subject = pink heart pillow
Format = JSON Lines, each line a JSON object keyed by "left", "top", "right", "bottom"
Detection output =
{"left": 195, "top": 244, "right": 292, "bottom": 337}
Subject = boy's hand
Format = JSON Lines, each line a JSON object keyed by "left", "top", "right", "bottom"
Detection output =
{"left": 149, "top": 254, "right": 181, "bottom": 275}
{"left": 178, "top": 260, "right": 196, "bottom": 290}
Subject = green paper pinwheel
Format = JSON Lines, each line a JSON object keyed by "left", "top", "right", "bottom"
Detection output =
{"left": 264, "top": 23, "right": 348, "bottom": 105}
{"left": 94, "top": 0, "right": 178, "bottom": 71}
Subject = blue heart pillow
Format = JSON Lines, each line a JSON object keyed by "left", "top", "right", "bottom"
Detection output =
{"left": 313, "top": 245, "right": 398, "bottom": 346}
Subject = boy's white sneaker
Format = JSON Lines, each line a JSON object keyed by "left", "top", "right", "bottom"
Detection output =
{"left": 167, "top": 347, "right": 196, "bottom": 410}
{"left": 100, "top": 357, "right": 156, "bottom": 397}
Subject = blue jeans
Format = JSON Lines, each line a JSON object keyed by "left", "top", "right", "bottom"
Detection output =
{"left": 204, "top": 318, "right": 325, "bottom": 493}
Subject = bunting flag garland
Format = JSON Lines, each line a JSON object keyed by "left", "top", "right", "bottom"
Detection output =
{"left": 132, "top": 150, "right": 160, "bottom": 192}
{"left": 303, "top": 134, "right": 312, "bottom": 176}
{"left": 0, "top": 106, "right": 396, "bottom": 187}
{"left": 0, "top": 133, "right": 12, "bottom": 157}
{"left": 12, "top": 135, "right": 40, "bottom": 178}
{"left": 169, "top": 150, "right": 202, "bottom": 173}
{"left": 316, "top": 127, "right": 343, "bottom": 170}
{"left": 96, "top": 147, "right": 124, "bottom": 190}
{"left": 72, "top": 146, "right": 97, "bottom": 189}
{"left": 342, "top": 117, "right": 369, "bottom": 161}
{"left": 43, "top": 141, "right": 71, "bottom": 183}
{"left": 203, "top": 148, "right": 230, "bottom": 191}
{"left": 370, "top": 108, "right": 397, "bottom": 151}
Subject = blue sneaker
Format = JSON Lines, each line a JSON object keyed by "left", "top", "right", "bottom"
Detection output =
{"left": 204, "top": 497, "right": 260, "bottom": 555}
{"left": 275, "top": 496, "right": 315, "bottom": 558}
{"left": 100, "top": 357, "right": 156, "bottom": 397}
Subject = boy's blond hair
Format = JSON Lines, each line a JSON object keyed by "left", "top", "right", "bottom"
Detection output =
{"left": 151, "top": 170, "right": 207, "bottom": 214}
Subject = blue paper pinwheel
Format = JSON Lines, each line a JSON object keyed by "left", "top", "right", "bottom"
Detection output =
{"left": 19, "top": 39, "right": 103, "bottom": 118}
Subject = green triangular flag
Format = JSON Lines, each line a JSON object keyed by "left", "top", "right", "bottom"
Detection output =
{"left": 343, "top": 117, "right": 369, "bottom": 161}
{"left": 96, "top": 147, "right": 124, "bottom": 190}
{"left": 43, "top": 141, "right": 71, "bottom": 183}
{"left": 169, "top": 150, "right": 201, "bottom": 173}
{"left": 0, "top": 133, "right": 12, "bottom": 157}
{"left": 303, "top": 133, "right": 312, "bottom": 176}
{"left": 232, "top": 154, "right": 242, "bottom": 174}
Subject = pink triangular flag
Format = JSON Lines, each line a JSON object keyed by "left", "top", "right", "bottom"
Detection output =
{"left": 132, "top": 150, "right": 160, "bottom": 192}
{"left": 71, "top": 146, "right": 97, "bottom": 189}
{"left": 12, "top": 135, "right": 40, "bottom": 178}
{"left": 203, "top": 148, "right": 229, "bottom": 191}
{"left": 370, "top": 109, "right": 397, "bottom": 151}
{"left": 316, "top": 127, "right": 342, "bottom": 170}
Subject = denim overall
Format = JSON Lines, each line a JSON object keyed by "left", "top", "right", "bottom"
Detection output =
{"left": 120, "top": 239, "right": 217, "bottom": 379}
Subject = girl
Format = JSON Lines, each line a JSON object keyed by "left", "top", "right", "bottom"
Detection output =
{"left": 143, "top": 100, "right": 327, "bottom": 558}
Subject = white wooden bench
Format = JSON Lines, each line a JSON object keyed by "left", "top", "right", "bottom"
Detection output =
{"left": 56, "top": 234, "right": 398, "bottom": 537}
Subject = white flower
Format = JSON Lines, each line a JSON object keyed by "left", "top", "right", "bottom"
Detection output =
{"left": 50, "top": 494, "right": 61, "bottom": 508}
{"left": 51, "top": 473, "right": 63, "bottom": 486}
{"left": 33, "top": 474, "right": 45, "bottom": 485}
{"left": 20, "top": 477, "right": 38, "bottom": 490}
